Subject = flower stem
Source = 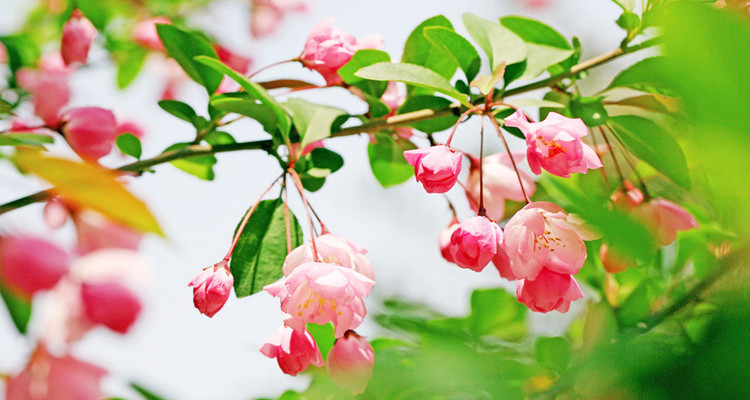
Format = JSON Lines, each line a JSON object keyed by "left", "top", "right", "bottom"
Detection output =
{"left": 477, "top": 117, "right": 486, "bottom": 217}
{"left": 488, "top": 116, "right": 531, "bottom": 204}
{"left": 445, "top": 106, "right": 483, "bottom": 147}
{"left": 597, "top": 126, "right": 626, "bottom": 186}
{"left": 282, "top": 176, "right": 292, "bottom": 254}
{"left": 288, "top": 168, "right": 319, "bottom": 262}
{"left": 247, "top": 58, "right": 295, "bottom": 80}
{"left": 605, "top": 123, "right": 651, "bottom": 200}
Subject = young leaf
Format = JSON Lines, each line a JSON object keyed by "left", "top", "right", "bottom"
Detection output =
{"left": 402, "top": 15, "right": 458, "bottom": 80}
{"left": 158, "top": 100, "right": 198, "bottom": 124}
{"left": 338, "top": 49, "right": 390, "bottom": 97}
{"left": 163, "top": 143, "right": 217, "bottom": 181}
{"left": 500, "top": 16, "right": 573, "bottom": 80}
{"left": 606, "top": 94, "right": 680, "bottom": 114}
{"left": 13, "top": 151, "right": 163, "bottom": 235}
{"left": 210, "top": 94, "right": 278, "bottom": 135}
{"left": 368, "top": 132, "right": 416, "bottom": 188}
{"left": 286, "top": 98, "right": 346, "bottom": 149}
{"left": 230, "top": 198, "right": 303, "bottom": 297}
{"left": 470, "top": 62, "right": 505, "bottom": 96}
{"left": 115, "top": 46, "right": 148, "bottom": 89}
{"left": 462, "top": 14, "right": 526, "bottom": 70}
{"left": 422, "top": 27, "right": 481, "bottom": 82}
{"left": 116, "top": 133, "right": 142, "bottom": 159}
{"left": 155, "top": 24, "right": 223, "bottom": 94}
{"left": 0, "top": 283, "right": 32, "bottom": 334}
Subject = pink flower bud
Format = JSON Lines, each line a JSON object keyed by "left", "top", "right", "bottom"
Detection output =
{"left": 610, "top": 181, "right": 644, "bottom": 211}
{"left": 636, "top": 198, "right": 698, "bottom": 246}
{"left": 0, "top": 236, "right": 69, "bottom": 299}
{"left": 300, "top": 18, "right": 358, "bottom": 85}
{"left": 599, "top": 243, "right": 635, "bottom": 274}
{"left": 215, "top": 45, "right": 252, "bottom": 74}
{"left": 283, "top": 233, "right": 375, "bottom": 280}
{"left": 403, "top": 145, "right": 463, "bottom": 194}
{"left": 44, "top": 198, "right": 70, "bottom": 230}
{"left": 265, "top": 261, "right": 375, "bottom": 338}
{"left": 116, "top": 120, "right": 145, "bottom": 139}
{"left": 60, "top": 107, "right": 118, "bottom": 161}
{"left": 133, "top": 17, "right": 171, "bottom": 52}
{"left": 327, "top": 331, "right": 375, "bottom": 395}
{"left": 448, "top": 216, "right": 505, "bottom": 272}
{"left": 16, "top": 58, "right": 71, "bottom": 127}
{"left": 81, "top": 281, "right": 142, "bottom": 334}
{"left": 464, "top": 152, "right": 536, "bottom": 221}
{"left": 260, "top": 325, "right": 324, "bottom": 376}
{"left": 74, "top": 210, "right": 141, "bottom": 255}
{"left": 61, "top": 10, "right": 97, "bottom": 66}
{"left": 516, "top": 268, "right": 583, "bottom": 313}
{"left": 188, "top": 261, "right": 233, "bottom": 318}
{"left": 504, "top": 110, "right": 602, "bottom": 178}
{"left": 439, "top": 219, "right": 460, "bottom": 263}
{"left": 250, "top": 0, "right": 308, "bottom": 38}
{"left": 5, "top": 345, "right": 106, "bottom": 400}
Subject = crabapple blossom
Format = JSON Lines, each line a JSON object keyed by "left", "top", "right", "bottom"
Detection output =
{"left": 16, "top": 54, "right": 71, "bottom": 126}
{"left": 448, "top": 216, "right": 505, "bottom": 272}
{"left": 188, "top": 260, "right": 234, "bottom": 318}
{"left": 60, "top": 107, "right": 118, "bottom": 161}
{"left": 439, "top": 219, "right": 460, "bottom": 263}
{"left": 74, "top": 210, "right": 142, "bottom": 254}
{"left": 516, "top": 268, "right": 583, "bottom": 313}
{"left": 81, "top": 281, "right": 142, "bottom": 333}
{"left": 464, "top": 152, "right": 536, "bottom": 221}
{"left": 260, "top": 325, "right": 324, "bottom": 376}
{"left": 283, "top": 233, "right": 374, "bottom": 280}
{"left": 250, "top": 0, "right": 308, "bottom": 38}
{"left": 403, "top": 145, "right": 463, "bottom": 193}
{"left": 637, "top": 198, "right": 698, "bottom": 246}
{"left": 599, "top": 243, "right": 635, "bottom": 274}
{"left": 492, "top": 244, "right": 517, "bottom": 281}
{"left": 61, "top": 10, "right": 97, "bottom": 66}
{"left": 610, "top": 181, "right": 645, "bottom": 211}
{"left": 133, "top": 16, "right": 171, "bottom": 51}
{"left": 327, "top": 330, "right": 375, "bottom": 395}
{"left": 503, "top": 201, "right": 592, "bottom": 281}
{"left": 504, "top": 110, "right": 602, "bottom": 178}
{"left": 116, "top": 120, "right": 145, "bottom": 139}
{"left": 264, "top": 261, "right": 375, "bottom": 338}
{"left": 44, "top": 198, "right": 69, "bottom": 229}
{"left": 0, "top": 236, "right": 70, "bottom": 299}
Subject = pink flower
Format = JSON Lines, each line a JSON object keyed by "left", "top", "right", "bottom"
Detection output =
{"left": 74, "top": 210, "right": 142, "bottom": 254}
{"left": 250, "top": 0, "right": 308, "bottom": 38}
{"left": 61, "top": 10, "right": 97, "bottom": 66}
{"left": 381, "top": 82, "right": 406, "bottom": 114}
{"left": 492, "top": 244, "right": 517, "bottom": 281}
{"left": 464, "top": 152, "right": 536, "bottom": 221}
{"left": 403, "top": 145, "right": 463, "bottom": 193}
{"left": 5, "top": 345, "right": 106, "bottom": 400}
{"left": 448, "top": 216, "right": 505, "bottom": 272}
{"left": 44, "top": 198, "right": 70, "bottom": 229}
{"left": 504, "top": 110, "right": 602, "bottom": 178}
{"left": 504, "top": 201, "right": 593, "bottom": 281}
{"left": 264, "top": 262, "right": 375, "bottom": 338}
{"left": 260, "top": 325, "right": 324, "bottom": 376}
{"left": 188, "top": 260, "right": 233, "bottom": 318}
{"left": 439, "top": 219, "right": 460, "bottom": 263}
{"left": 610, "top": 181, "right": 644, "bottom": 211}
{"left": 0, "top": 236, "right": 69, "bottom": 299}
{"left": 81, "top": 281, "right": 142, "bottom": 333}
{"left": 327, "top": 331, "right": 375, "bottom": 395}
{"left": 16, "top": 55, "right": 71, "bottom": 126}
{"left": 599, "top": 243, "right": 635, "bottom": 274}
{"left": 283, "top": 233, "right": 374, "bottom": 280}
{"left": 116, "top": 120, "right": 145, "bottom": 139}
{"left": 60, "top": 107, "right": 118, "bottom": 161}
{"left": 133, "top": 16, "right": 171, "bottom": 52}
{"left": 636, "top": 198, "right": 698, "bottom": 246}
{"left": 215, "top": 45, "right": 252, "bottom": 74}
{"left": 516, "top": 268, "right": 583, "bottom": 313}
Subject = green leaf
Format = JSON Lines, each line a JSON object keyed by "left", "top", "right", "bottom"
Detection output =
{"left": 355, "top": 63, "right": 470, "bottom": 108}
{"left": 605, "top": 57, "right": 674, "bottom": 96}
{"left": 204, "top": 131, "right": 236, "bottom": 145}
{"left": 606, "top": 94, "right": 679, "bottom": 114}
{"left": 210, "top": 94, "right": 278, "bottom": 135}
{"left": 612, "top": 0, "right": 635, "bottom": 11}
{"left": 402, "top": 15, "right": 458, "bottom": 81}
{"left": 0, "top": 34, "right": 40, "bottom": 77}
{"left": 362, "top": 92, "right": 391, "bottom": 119}
{"left": 0, "top": 283, "right": 32, "bottom": 334}
{"left": 368, "top": 133, "right": 416, "bottom": 188}
{"left": 115, "top": 46, "right": 148, "bottom": 89}
{"left": 306, "top": 322, "right": 335, "bottom": 360}
{"left": 155, "top": 24, "right": 223, "bottom": 94}
{"left": 462, "top": 14, "right": 526, "bottom": 70}
{"left": 286, "top": 98, "right": 346, "bottom": 149}
{"left": 0, "top": 133, "right": 54, "bottom": 147}
{"left": 158, "top": 99, "right": 198, "bottom": 124}
{"left": 569, "top": 96, "right": 609, "bottom": 127}
{"left": 338, "top": 49, "right": 390, "bottom": 97}
{"left": 467, "top": 288, "right": 527, "bottom": 341}
{"left": 608, "top": 115, "right": 690, "bottom": 188}
{"left": 617, "top": 281, "right": 652, "bottom": 326}
{"left": 116, "top": 133, "right": 142, "bottom": 159}
{"left": 164, "top": 143, "right": 216, "bottom": 181}
{"left": 130, "top": 382, "right": 167, "bottom": 400}
{"left": 76, "top": 0, "right": 112, "bottom": 29}
{"left": 500, "top": 16, "right": 573, "bottom": 80}
{"left": 307, "top": 147, "right": 344, "bottom": 176}
{"left": 616, "top": 12, "right": 641, "bottom": 33}
{"left": 423, "top": 27, "right": 481, "bottom": 82}
{"left": 230, "top": 198, "right": 303, "bottom": 297}
{"left": 535, "top": 337, "right": 571, "bottom": 373}
{"left": 398, "top": 96, "right": 457, "bottom": 133}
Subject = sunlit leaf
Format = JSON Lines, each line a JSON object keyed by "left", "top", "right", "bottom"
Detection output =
{"left": 156, "top": 24, "right": 223, "bottom": 94}
{"left": 355, "top": 63, "right": 471, "bottom": 107}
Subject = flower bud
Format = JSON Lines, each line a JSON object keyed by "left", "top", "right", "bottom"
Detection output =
{"left": 403, "top": 145, "right": 463, "bottom": 194}
{"left": 327, "top": 331, "right": 375, "bottom": 395}
{"left": 81, "top": 281, "right": 142, "bottom": 334}
{"left": 44, "top": 198, "right": 70, "bottom": 230}
{"left": 61, "top": 10, "right": 97, "bottom": 66}
{"left": 0, "top": 236, "right": 69, "bottom": 299}
{"left": 60, "top": 107, "right": 118, "bottom": 161}
{"left": 449, "top": 216, "right": 504, "bottom": 272}
{"left": 516, "top": 268, "right": 583, "bottom": 313}
{"left": 260, "top": 326, "right": 324, "bottom": 376}
{"left": 610, "top": 181, "right": 644, "bottom": 211}
{"left": 599, "top": 243, "right": 635, "bottom": 274}
{"left": 188, "top": 261, "right": 233, "bottom": 318}
{"left": 133, "top": 17, "right": 171, "bottom": 52}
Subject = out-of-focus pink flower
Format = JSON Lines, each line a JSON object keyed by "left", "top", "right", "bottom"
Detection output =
{"left": 116, "top": 120, "right": 145, "bottom": 139}
{"left": 610, "top": 181, "right": 644, "bottom": 211}
{"left": 0, "top": 236, "right": 69, "bottom": 299}
{"left": 327, "top": 330, "right": 375, "bottom": 395}
{"left": 73, "top": 210, "right": 142, "bottom": 255}
{"left": 283, "top": 233, "right": 374, "bottom": 280}
{"left": 251, "top": 0, "right": 308, "bottom": 38}
{"left": 599, "top": 243, "right": 635, "bottom": 274}
{"left": 449, "top": 216, "right": 505, "bottom": 272}
{"left": 0, "top": 42, "right": 6, "bottom": 64}
{"left": 81, "top": 281, "right": 142, "bottom": 333}
{"left": 523, "top": 0, "right": 553, "bottom": 9}
{"left": 464, "top": 152, "right": 536, "bottom": 221}
{"left": 188, "top": 260, "right": 233, "bottom": 318}
{"left": 17, "top": 54, "right": 71, "bottom": 127}
{"left": 516, "top": 268, "right": 583, "bottom": 313}
{"left": 260, "top": 325, "right": 324, "bottom": 376}
{"left": 439, "top": 218, "right": 460, "bottom": 263}
{"left": 60, "top": 107, "right": 118, "bottom": 161}
{"left": 133, "top": 16, "right": 171, "bottom": 52}
{"left": 504, "top": 201, "right": 593, "bottom": 281}
{"left": 5, "top": 345, "right": 106, "bottom": 400}
{"left": 381, "top": 82, "right": 405, "bottom": 114}
{"left": 264, "top": 261, "right": 374, "bottom": 338}
{"left": 61, "top": 10, "right": 97, "bottom": 66}
{"left": 636, "top": 198, "right": 698, "bottom": 246}
{"left": 504, "top": 110, "right": 602, "bottom": 178}
{"left": 44, "top": 198, "right": 70, "bottom": 230}
{"left": 288, "top": 140, "right": 324, "bottom": 158}
{"left": 403, "top": 145, "right": 462, "bottom": 193}
{"left": 159, "top": 59, "right": 188, "bottom": 100}
{"left": 357, "top": 34, "right": 384, "bottom": 50}
{"left": 215, "top": 45, "right": 252, "bottom": 74}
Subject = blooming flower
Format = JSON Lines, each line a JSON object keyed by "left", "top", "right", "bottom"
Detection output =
{"left": 59, "top": 107, "right": 118, "bottom": 161}
{"left": 188, "top": 260, "right": 234, "bottom": 318}
{"left": 439, "top": 219, "right": 460, "bottom": 263}
{"left": 403, "top": 145, "right": 463, "bottom": 194}
{"left": 504, "top": 110, "right": 602, "bottom": 178}
{"left": 283, "top": 233, "right": 375, "bottom": 280}
{"left": 516, "top": 267, "right": 583, "bottom": 313}
{"left": 0, "top": 236, "right": 70, "bottom": 299}
{"left": 636, "top": 198, "right": 698, "bottom": 246}
{"left": 260, "top": 325, "right": 324, "bottom": 376}
{"left": 449, "top": 216, "right": 505, "bottom": 272}
{"left": 264, "top": 262, "right": 375, "bottom": 338}
{"left": 327, "top": 330, "right": 375, "bottom": 395}
{"left": 61, "top": 10, "right": 97, "bottom": 66}
{"left": 464, "top": 152, "right": 536, "bottom": 221}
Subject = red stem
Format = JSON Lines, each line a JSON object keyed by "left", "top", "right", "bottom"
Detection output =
{"left": 445, "top": 105, "right": 484, "bottom": 147}
{"left": 488, "top": 116, "right": 531, "bottom": 204}
{"left": 288, "top": 169, "right": 319, "bottom": 262}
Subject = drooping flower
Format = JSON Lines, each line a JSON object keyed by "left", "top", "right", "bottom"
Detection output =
{"left": 448, "top": 216, "right": 505, "bottom": 272}
{"left": 188, "top": 260, "right": 233, "bottom": 318}
{"left": 516, "top": 267, "right": 583, "bottom": 313}
{"left": 81, "top": 281, "right": 142, "bottom": 333}
{"left": 264, "top": 261, "right": 375, "bottom": 338}
{"left": 636, "top": 198, "right": 698, "bottom": 246}
{"left": 403, "top": 145, "right": 463, "bottom": 194}
{"left": 133, "top": 16, "right": 171, "bottom": 52}
{"left": 504, "top": 110, "right": 602, "bottom": 178}
{"left": 260, "top": 325, "right": 324, "bottom": 376}
{"left": 610, "top": 181, "right": 644, "bottom": 211}
{"left": 464, "top": 152, "right": 536, "bottom": 221}
{"left": 439, "top": 219, "right": 460, "bottom": 263}
{"left": 327, "top": 330, "right": 375, "bottom": 395}
{"left": 503, "top": 201, "right": 593, "bottom": 281}
{"left": 283, "top": 233, "right": 374, "bottom": 280}
{"left": 59, "top": 107, "right": 118, "bottom": 161}
{"left": 0, "top": 236, "right": 69, "bottom": 299}
{"left": 61, "top": 10, "right": 97, "bottom": 66}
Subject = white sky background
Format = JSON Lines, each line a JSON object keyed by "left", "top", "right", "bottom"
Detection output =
{"left": 0, "top": 0, "right": 636, "bottom": 399}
